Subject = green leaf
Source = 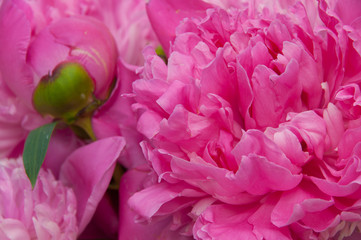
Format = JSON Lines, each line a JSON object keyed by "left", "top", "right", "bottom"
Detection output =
{"left": 23, "top": 121, "right": 57, "bottom": 188}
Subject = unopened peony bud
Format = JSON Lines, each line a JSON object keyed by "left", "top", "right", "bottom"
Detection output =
{"left": 33, "top": 62, "right": 94, "bottom": 123}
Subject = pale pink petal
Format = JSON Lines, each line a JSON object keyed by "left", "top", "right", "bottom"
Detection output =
{"left": 0, "top": 158, "right": 78, "bottom": 239}
{"left": 0, "top": 219, "right": 31, "bottom": 240}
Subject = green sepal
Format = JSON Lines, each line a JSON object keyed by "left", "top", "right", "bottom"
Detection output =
{"left": 23, "top": 121, "right": 57, "bottom": 188}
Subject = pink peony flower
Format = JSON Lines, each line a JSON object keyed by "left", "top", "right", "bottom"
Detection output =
{"left": 0, "top": 157, "right": 77, "bottom": 240}
{"left": 0, "top": 134, "right": 124, "bottom": 240}
{"left": 0, "top": 0, "right": 117, "bottom": 158}
{"left": 127, "top": 0, "right": 361, "bottom": 239}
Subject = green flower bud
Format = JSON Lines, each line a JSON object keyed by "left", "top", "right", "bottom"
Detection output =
{"left": 33, "top": 62, "right": 95, "bottom": 123}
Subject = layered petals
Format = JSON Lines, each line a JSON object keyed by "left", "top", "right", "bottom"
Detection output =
{"left": 0, "top": 158, "right": 77, "bottom": 239}
{"left": 129, "top": 0, "right": 361, "bottom": 238}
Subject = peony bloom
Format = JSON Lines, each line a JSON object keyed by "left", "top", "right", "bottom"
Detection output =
{"left": 0, "top": 0, "right": 117, "bottom": 158}
{"left": 0, "top": 134, "right": 124, "bottom": 240}
{"left": 127, "top": 0, "right": 361, "bottom": 239}
{"left": 0, "top": 157, "right": 77, "bottom": 240}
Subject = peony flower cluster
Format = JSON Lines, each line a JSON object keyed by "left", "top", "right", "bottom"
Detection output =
{"left": 1, "top": 0, "right": 361, "bottom": 239}
{"left": 126, "top": 0, "right": 361, "bottom": 239}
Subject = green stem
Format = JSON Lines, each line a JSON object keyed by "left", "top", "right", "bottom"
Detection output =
{"left": 72, "top": 116, "right": 96, "bottom": 141}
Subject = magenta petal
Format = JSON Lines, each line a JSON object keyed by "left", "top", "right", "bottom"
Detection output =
{"left": 323, "top": 103, "right": 344, "bottom": 149}
{"left": 235, "top": 154, "right": 302, "bottom": 195}
{"left": 233, "top": 130, "right": 299, "bottom": 173}
{"left": 193, "top": 204, "right": 258, "bottom": 240}
{"left": 59, "top": 136, "right": 125, "bottom": 233}
{"left": 271, "top": 181, "right": 333, "bottom": 227}
{"left": 119, "top": 169, "right": 179, "bottom": 240}
{"left": 248, "top": 194, "right": 293, "bottom": 240}
{"left": 200, "top": 47, "right": 236, "bottom": 105}
{"left": 338, "top": 126, "right": 361, "bottom": 159}
{"left": 43, "top": 128, "right": 82, "bottom": 178}
{"left": 0, "top": 0, "right": 34, "bottom": 106}
{"left": 48, "top": 16, "right": 117, "bottom": 99}
{"left": 334, "top": 0, "right": 361, "bottom": 25}
{"left": 79, "top": 194, "right": 119, "bottom": 240}
{"left": 26, "top": 27, "right": 70, "bottom": 83}
{"left": 0, "top": 120, "right": 26, "bottom": 158}
{"left": 137, "top": 110, "right": 162, "bottom": 139}
{"left": 170, "top": 154, "right": 262, "bottom": 205}
{"left": 93, "top": 61, "right": 147, "bottom": 169}
{"left": 129, "top": 181, "right": 204, "bottom": 219}
{"left": 146, "top": 0, "right": 211, "bottom": 54}
{"left": 270, "top": 128, "right": 308, "bottom": 167}
{"left": 311, "top": 177, "right": 360, "bottom": 197}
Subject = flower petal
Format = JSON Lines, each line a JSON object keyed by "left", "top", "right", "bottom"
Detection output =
{"left": 59, "top": 136, "right": 125, "bottom": 233}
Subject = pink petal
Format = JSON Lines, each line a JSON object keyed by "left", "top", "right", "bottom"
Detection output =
{"left": 271, "top": 180, "right": 333, "bottom": 227}
{"left": 59, "top": 136, "right": 125, "bottom": 233}
{"left": 284, "top": 111, "right": 327, "bottom": 159}
{"left": 137, "top": 110, "right": 162, "bottom": 139}
{"left": 158, "top": 105, "right": 218, "bottom": 154}
{"left": 0, "top": 0, "right": 34, "bottom": 106}
{"left": 193, "top": 204, "right": 257, "bottom": 240}
{"left": 0, "top": 219, "right": 31, "bottom": 240}
{"left": 267, "top": 128, "right": 308, "bottom": 167}
{"left": 119, "top": 169, "right": 185, "bottom": 240}
{"left": 251, "top": 59, "right": 301, "bottom": 128}
{"left": 26, "top": 27, "right": 70, "bottom": 85}
{"left": 43, "top": 128, "right": 82, "bottom": 178}
{"left": 79, "top": 194, "right": 119, "bottom": 239}
{"left": 170, "top": 154, "right": 262, "bottom": 205}
{"left": 334, "top": 0, "right": 361, "bottom": 25}
{"left": 233, "top": 130, "right": 300, "bottom": 174}
{"left": 93, "top": 61, "right": 147, "bottom": 168}
{"left": 248, "top": 194, "right": 293, "bottom": 240}
{"left": 48, "top": 16, "right": 117, "bottom": 99}
{"left": 146, "top": 0, "right": 211, "bottom": 54}
{"left": 323, "top": 103, "right": 344, "bottom": 149}
{"left": 200, "top": 47, "right": 237, "bottom": 106}
{"left": 338, "top": 126, "right": 361, "bottom": 159}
